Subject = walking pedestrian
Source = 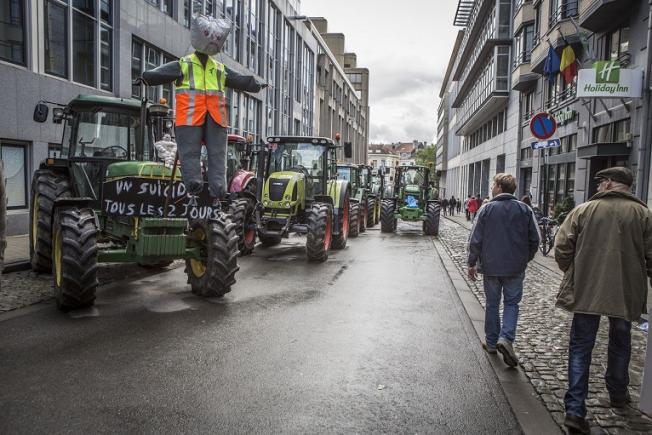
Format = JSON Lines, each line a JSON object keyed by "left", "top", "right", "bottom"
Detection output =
{"left": 554, "top": 167, "right": 652, "bottom": 434}
{"left": 449, "top": 196, "right": 457, "bottom": 216}
{"left": 441, "top": 197, "right": 449, "bottom": 216}
{"left": 468, "top": 196, "right": 479, "bottom": 221}
{"left": 468, "top": 173, "right": 539, "bottom": 368}
{"left": 457, "top": 199, "right": 461, "bottom": 214}
{"left": 464, "top": 195, "right": 472, "bottom": 221}
{"left": 521, "top": 195, "right": 532, "bottom": 208}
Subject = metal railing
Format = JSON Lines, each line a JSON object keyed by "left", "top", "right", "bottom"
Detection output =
{"left": 549, "top": 1, "right": 579, "bottom": 27}
{"left": 544, "top": 85, "right": 577, "bottom": 111}
{"left": 512, "top": 50, "right": 532, "bottom": 68}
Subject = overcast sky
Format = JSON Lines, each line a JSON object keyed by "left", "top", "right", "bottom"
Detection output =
{"left": 300, "top": 0, "right": 459, "bottom": 144}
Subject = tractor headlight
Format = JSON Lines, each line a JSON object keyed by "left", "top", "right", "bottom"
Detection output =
{"left": 263, "top": 200, "right": 269, "bottom": 207}
{"left": 284, "top": 201, "right": 291, "bottom": 208}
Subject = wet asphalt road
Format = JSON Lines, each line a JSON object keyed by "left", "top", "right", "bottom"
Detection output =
{"left": 0, "top": 223, "right": 519, "bottom": 434}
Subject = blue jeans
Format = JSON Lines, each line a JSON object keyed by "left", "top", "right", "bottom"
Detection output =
{"left": 483, "top": 273, "right": 524, "bottom": 347}
{"left": 565, "top": 313, "right": 631, "bottom": 418}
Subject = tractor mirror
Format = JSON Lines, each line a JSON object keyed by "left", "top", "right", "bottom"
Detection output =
{"left": 343, "top": 141, "right": 352, "bottom": 158}
{"left": 52, "top": 107, "right": 65, "bottom": 124}
{"left": 33, "top": 103, "right": 49, "bottom": 123}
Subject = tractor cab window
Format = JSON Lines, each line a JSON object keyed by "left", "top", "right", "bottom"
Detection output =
{"left": 269, "top": 142, "right": 326, "bottom": 195}
{"left": 337, "top": 167, "right": 352, "bottom": 182}
{"left": 361, "top": 167, "right": 370, "bottom": 186}
{"left": 401, "top": 168, "right": 425, "bottom": 187}
{"left": 74, "top": 111, "right": 149, "bottom": 160}
{"left": 227, "top": 141, "right": 244, "bottom": 176}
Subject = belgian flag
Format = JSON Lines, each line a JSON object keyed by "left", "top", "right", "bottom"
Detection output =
{"left": 560, "top": 45, "right": 577, "bottom": 85}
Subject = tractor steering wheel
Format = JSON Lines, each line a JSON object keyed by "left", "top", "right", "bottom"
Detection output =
{"left": 288, "top": 165, "right": 310, "bottom": 178}
{"left": 100, "top": 145, "right": 128, "bottom": 158}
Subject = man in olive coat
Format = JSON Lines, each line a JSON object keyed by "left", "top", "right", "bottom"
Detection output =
{"left": 554, "top": 167, "right": 652, "bottom": 434}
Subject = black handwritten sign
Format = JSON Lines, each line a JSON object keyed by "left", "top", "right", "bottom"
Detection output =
{"left": 102, "top": 177, "right": 219, "bottom": 219}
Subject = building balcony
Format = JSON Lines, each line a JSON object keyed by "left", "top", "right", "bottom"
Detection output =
{"left": 512, "top": 57, "right": 538, "bottom": 91}
{"left": 579, "top": 0, "right": 637, "bottom": 33}
{"left": 544, "top": 84, "right": 577, "bottom": 112}
{"left": 452, "top": 45, "right": 511, "bottom": 109}
{"left": 455, "top": 79, "right": 509, "bottom": 137}
{"left": 513, "top": 1, "right": 534, "bottom": 35}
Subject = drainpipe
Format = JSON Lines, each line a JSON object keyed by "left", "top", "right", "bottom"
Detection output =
{"left": 636, "top": 0, "right": 652, "bottom": 202}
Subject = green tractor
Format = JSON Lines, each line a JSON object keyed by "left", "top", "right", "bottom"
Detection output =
{"left": 359, "top": 164, "right": 380, "bottom": 227}
{"left": 30, "top": 93, "right": 239, "bottom": 310}
{"left": 336, "top": 163, "right": 368, "bottom": 237}
{"left": 381, "top": 165, "right": 441, "bottom": 236}
{"left": 257, "top": 136, "right": 352, "bottom": 261}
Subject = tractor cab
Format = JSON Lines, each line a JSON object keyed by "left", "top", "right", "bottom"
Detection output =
{"left": 336, "top": 163, "right": 371, "bottom": 234}
{"left": 33, "top": 95, "right": 168, "bottom": 207}
{"left": 227, "top": 134, "right": 257, "bottom": 196}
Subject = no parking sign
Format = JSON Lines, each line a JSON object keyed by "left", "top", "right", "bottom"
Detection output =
{"left": 530, "top": 112, "right": 557, "bottom": 140}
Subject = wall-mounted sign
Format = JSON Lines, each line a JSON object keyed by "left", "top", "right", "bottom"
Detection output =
{"left": 531, "top": 138, "right": 561, "bottom": 150}
{"left": 577, "top": 61, "right": 643, "bottom": 98}
{"left": 530, "top": 112, "right": 557, "bottom": 140}
{"left": 553, "top": 108, "right": 577, "bottom": 126}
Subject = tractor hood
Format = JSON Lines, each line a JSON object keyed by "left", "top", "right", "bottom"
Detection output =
{"left": 105, "top": 161, "right": 181, "bottom": 181}
{"left": 262, "top": 171, "right": 305, "bottom": 213}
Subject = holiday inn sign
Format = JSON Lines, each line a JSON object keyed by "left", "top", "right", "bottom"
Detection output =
{"left": 577, "top": 61, "right": 643, "bottom": 98}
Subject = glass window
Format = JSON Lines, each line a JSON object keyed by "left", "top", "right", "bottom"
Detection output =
{"left": 74, "top": 111, "right": 148, "bottom": 159}
{"left": 73, "top": 0, "right": 95, "bottom": 16}
{"left": 73, "top": 11, "right": 96, "bottom": 86}
{"left": 1, "top": 143, "right": 28, "bottom": 208}
{"left": 131, "top": 40, "right": 143, "bottom": 97}
{"left": 44, "top": 1, "right": 68, "bottom": 77}
{"left": 593, "top": 124, "right": 610, "bottom": 143}
{"left": 100, "top": 0, "right": 112, "bottom": 24}
{"left": 614, "top": 118, "right": 631, "bottom": 142}
{"left": 184, "top": 0, "right": 191, "bottom": 27}
{"left": 100, "top": 26, "right": 112, "bottom": 91}
{"left": 162, "top": 0, "right": 173, "bottom": 16}
{"left": 0, "top": 0, "right": 26, "bottom": 65}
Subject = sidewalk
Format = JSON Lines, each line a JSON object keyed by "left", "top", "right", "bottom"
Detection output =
{"left": 443, "top": 212, "right": 562, "bottom": 276}
{"left": 5, "top": 234, "right": 29, "bottom": 264}
{"left": 437, "top": 216, "right": 652, "bottom": 433}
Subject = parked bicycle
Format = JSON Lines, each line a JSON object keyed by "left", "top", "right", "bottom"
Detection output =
{"left": 538, "top": 216, "right": 558, "bottom": 256}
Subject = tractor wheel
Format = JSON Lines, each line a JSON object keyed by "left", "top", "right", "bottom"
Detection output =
{"left": 424, "top": 202, "right": 441, "bottom": 236}
{"left": 306, "top": 203, "right": 333, "bottom": 262}
{"left": 185, "top": 216, "right": 240, "bottom": 298}
{"left": 331, "top": 193, "right": 350, "bottom": 250}
{"left": 259, "top": 233, "right": 282, "bottom": 247}
{"left": 229, "top": 198, "right": 256, "bottom": 256}
{"left": 52, "top": 207, "right": 99, "bottom": 311}
{"left": 359, "top": 199, "right": 368, "bottom": 233}
{"left": 30, "top": 170, "right": 72, "bottom": 273}
{"left": 349, "top": 201, "right": 360, "bottom": 238}
{"left": 381, "top": 199, "right": 397, "bottom": 233}
{"left": 366, "top": 197, "right": 376, "bottom": 228}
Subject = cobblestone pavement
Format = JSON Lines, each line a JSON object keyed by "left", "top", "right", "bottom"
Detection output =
{"left": 438, "top": 218, "right": 652, "bottom": 434}
{"left": 0, "top": 261, "right": 183, "bottom": 313}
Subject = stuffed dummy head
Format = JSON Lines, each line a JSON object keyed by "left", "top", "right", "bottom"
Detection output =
{"left": 190, "top": 14, "right": 231, "bottom": 56}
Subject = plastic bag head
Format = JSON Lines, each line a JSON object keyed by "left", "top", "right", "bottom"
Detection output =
{"left": 190, "top": 14, "right": 231, "bottom": 56}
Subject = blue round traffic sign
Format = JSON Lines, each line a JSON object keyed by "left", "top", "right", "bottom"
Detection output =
{"left": 530, "top": 112, "right": 557, "bottom": 140}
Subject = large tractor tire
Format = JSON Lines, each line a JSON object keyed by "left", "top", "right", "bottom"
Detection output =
{"left": 259, "top": 233, "right": 282, "bottom": 247}
{"left": 381, "top": 199, "right": 397, "bottom": 233}
{"left": 366, "top": 197, "right": 376, "bottom": 228}
{"left": 229, "top": 198, "right": 256, "bottom": 256}
{"left": 306, "top": 203, "right": 333, "bottom": 262}
{"left": 359, "top": 198, "right": 368, "bottom": 233}
{"left": 331, "top": 192, "right": 350, "bottom": 250}
{"left": 52, "top": 207, "right": 99, "bottom": 311}
{"left": 186, "top": 216, "right": 240, "bottom": 298}
{"left": 424, "top": 202, "right": 441, "bottom": 236}
{"left": 30, "top": 169, "right": 72, "bottom": 273}
{"left": 349, "top": 201, "right": 360, "bottom": 238}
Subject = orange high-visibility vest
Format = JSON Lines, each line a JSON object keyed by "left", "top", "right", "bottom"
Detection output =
{"left": 175, "top": 53, "right": 228, "bottom": 127}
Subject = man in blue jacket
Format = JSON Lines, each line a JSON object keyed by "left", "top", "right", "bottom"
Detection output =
{"left": 467, "top": 173, "right": 540, "bottom": 367}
